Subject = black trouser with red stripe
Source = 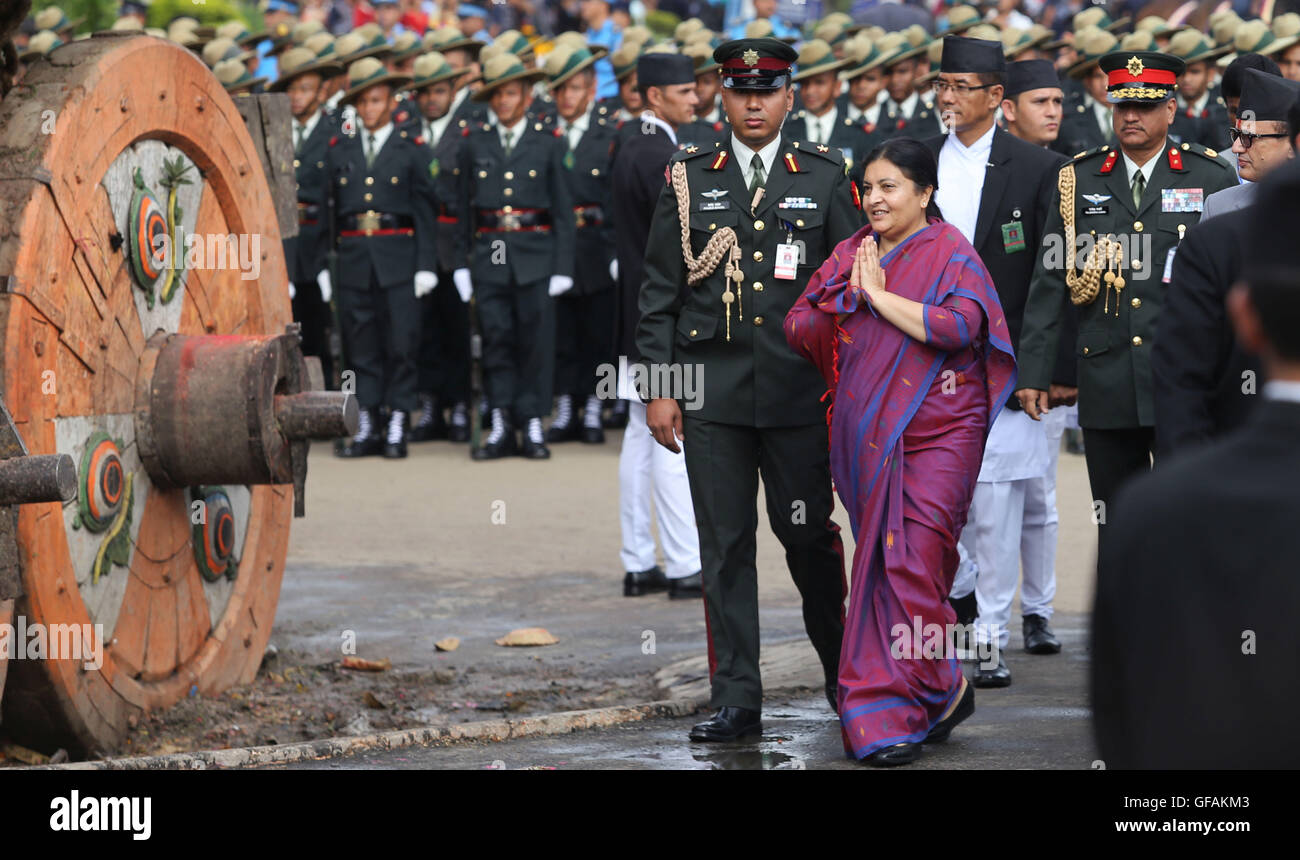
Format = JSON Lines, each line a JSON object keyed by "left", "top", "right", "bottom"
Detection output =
{"left": 682, "top": 418, "right": 848, "bottom": 712}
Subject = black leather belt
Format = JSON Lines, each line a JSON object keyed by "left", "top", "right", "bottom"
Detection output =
{"left": 339, "top": 211, "right": 415, "bottom": 233}
{"left": 476, "top": 208, "right": 551, "bottom": 232}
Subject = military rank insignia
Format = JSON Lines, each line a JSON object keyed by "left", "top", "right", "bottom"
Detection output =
{"left": 1161, "top": 187, "right": 1203, "bottom": 212}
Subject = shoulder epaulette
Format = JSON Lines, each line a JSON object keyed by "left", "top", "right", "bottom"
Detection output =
{"left": 1069, "top": 144, "right": 1110, "bottom": 163}
{"left": 792, "top": 140, "right": 845, "bottom": 164}
{"left": 1179, "top": 140, "right": 1229, "bottom": 164}
{"left": 672, "top": 144, "right": 714, "bottom": 162}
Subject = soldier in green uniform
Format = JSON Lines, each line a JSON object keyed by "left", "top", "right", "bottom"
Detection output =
{"left": 455, "top": 53, "right": 577, "bottom": 460}
{"left": 1015, "top": 50, "right": 1236, "bottom": 552}
{"left": 637, "top": 38, "right": 863, "bottom": 742}
{"left": 326, "top": 57, "right": 439, "bottom": 460}
{"left": 790, "top": 39, "right": 872, "bottom": 197}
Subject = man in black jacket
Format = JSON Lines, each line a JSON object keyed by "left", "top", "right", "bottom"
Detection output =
{"left": 609, "top": 52, "right": 703, "bottom": 600}
{"left": 1093, "top": 160, "right": 1300, "bottom": 769}
{"left": 923, "top": 38, "right": 1072, "bottom": 686}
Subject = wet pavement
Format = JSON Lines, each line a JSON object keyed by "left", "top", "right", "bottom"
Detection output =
{"left": 273, "top": 610, "right": 1097, "bottom": 770}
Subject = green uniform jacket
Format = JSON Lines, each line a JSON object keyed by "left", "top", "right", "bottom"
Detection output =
{"left": 636, "top": 136, "right": 865, "bottom": 427}
{"left": 1017, "top": 138, "right": 1236, "bottom": 429}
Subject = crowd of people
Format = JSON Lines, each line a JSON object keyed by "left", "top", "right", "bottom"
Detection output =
{"left": 11, "top": 0, "right": 1300, "bottom": 768}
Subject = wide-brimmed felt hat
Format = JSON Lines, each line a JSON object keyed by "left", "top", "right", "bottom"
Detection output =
{"left": 1073, "top": 7, "right": 1130, "bottom": 36}
{"left": 1002, "top": 25, "right": 1053, "bottom": 58}
{"left": 1119, "top": 31, "right": 1159, "bottom": 53}
{"left": 545, "top": 44, "right": 602, "bottom": 90}
{"left": 216, "top": 20, "right": 266, "bottom": 48}
{"left": 390, "top": 31, "right": 424, "bottom": 62}
{"left": 423, "top": 25, "right": 486, "bottom": 55}
{"left": 887, "top": 24, "right": 932, "bottom": 65}
{"left": 1166, "top": 29, "right": 1233, "bottom": 66}
{"left": 202, "top": 37, "right": 256, "bottom": 69}
{"left": 214, "top": 58, "right": 267, "bottom": 93}
{"left": 494, "top": 29, "right": 537, "bottom": 60}
{"left": 610, "top": 40, "right": 643, "bottom": 81}
{"left": 675, "top": 17, "right": 705, "bottom": 45}
{"left": 621, "top": 25, "right": 652, "bottom": 49}
{"left": 681, "top": 41, "right": 721, "bottom": 76}
{"left": 840, "top": 36, "right": 888, "bottom": 80}
{"left": 270, "top": 46, "right": 343, "bottom": 91}
{"left": 553, "top": 30, "right": 609, "bottom": 61}
{"left": 811, "top": 19, "right": 850, "bottom": 48}
{"left": 404, "top": 52, "right": 463, "bottom": 92}
{"left": 471, "top": 53, "right": 545, "bottom": 102}
{"left": 34, "top": 6, "right": 84, "bottom": 35}
{"left": 335, "top": 31, "right": 394, "bottom": 64}
{"left": 1234, "top": 18, "right": 1300, "bottom": 58}
{"left": 1065, "top": 27, "right": 1118, "bottom": 77}
{"left": 303, "top": 32, "right": 336, "bottom": 59}
{"left": 916, "top": 38, "right": 945, "bottom": 83}
{"left": 744, "top": 18, "right": 799, "bottom": 45}
{"left": 1211, "top": 13, "right": 1244, "bottom": 48}
{"left": 792, "top": 38, "right": 852, "bottom": 82}
{"left": 945, "top": 5, "right": 984, "bottom": 36}
{"left": 339, "top": 56, "right": 412, "bottom": 107}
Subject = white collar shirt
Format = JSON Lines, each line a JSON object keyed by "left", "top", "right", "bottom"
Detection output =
{"left": 935, "top": 122, "right": 995, "bottom": 245}
{"left": 731, "top": 132, "right": 782, "bottom": 188}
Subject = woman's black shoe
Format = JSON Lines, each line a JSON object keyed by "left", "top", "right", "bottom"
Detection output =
{"left": 865, "top": 742, "right": 921, "bottom": 767}
{"left": 925, "top": 681, "right": 974, "bottom": 743}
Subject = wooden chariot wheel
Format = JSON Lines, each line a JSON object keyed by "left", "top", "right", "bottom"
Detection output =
{"left": 0, "top": 32, "right": 297, "bottom": 755}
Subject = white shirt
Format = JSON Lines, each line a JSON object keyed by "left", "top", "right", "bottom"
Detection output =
{"left": 640, "top": 110, "right": 677, "bottom": 145}
{"left": 498, "top": 115, "right": 527, "bottom": 150}
{"left": 731, "top": 132, "right": 782, "bottom": 188}
{"left": 424, "top": 106, "right": 455, "bottom": 147}
{"left": 558, "top": 104, "right": 592, "bottom": 150}
{"left": 804, "top": 105, "right": 838, "bottom": 144}
{"left": 936, "top": 122, "right": 995, "bottom": 246}
{"left": 1122, "top": 149, "right": 1159, "bottom": 200}
{"left": 887, "top": 91, "right": 919, "bottom": 121}
{"left": 1264, "top": 381, "right": 1300, "bottom": 403}
{"left": 361, "top": 121, "right": 393, "bottom": 160}
{"left": 448, "top": 86, "right": 469, "bottom": 122}
{"left": 293, "top": 110, "right": 322, "bottom": 149}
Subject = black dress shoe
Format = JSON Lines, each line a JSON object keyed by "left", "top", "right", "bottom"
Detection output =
{"left": 448, "top": 403, "right": 470, "bottom": 443}
{"left": 667, "top": 572, "right": 702, "bottom": 599}
{"left": 973, "top": 654, "right": 1011, "bottom": 688}
{"left": 865, "top": 742, "right": 922, "bottom": 767}
{"left": 603, "top": 399, "right": 629, "bottom": 429}
{"left": 580, "top": 425, "right": 605, "bottom": 444}
{"left": 382, "top": 410, "right": 409, "bottom": 459}
{"left": 688, "top": 706, "right": 761, "bottom": 742}
{"left": 336, "top": 409, "right": 383, "bottom": 458}
{"left": 623, "top": 566, "right": 669, "bottom": 596}
{"left": 1022, "top": 614, "right": 1061, "bottom": 654}
{"left": 519, "top": 432, "right": 551, "bottom": 459}
{"left": 471, "top": 409, "right": 517, "bottom": 460}
{"left": 545, "top": 421, "right": 581, "bottom": 443}
{"left": 623, "top": 566, "right": 668, "bottom": 596}
{"left": 925, "top": 682, "right": 974, "bottom": 743}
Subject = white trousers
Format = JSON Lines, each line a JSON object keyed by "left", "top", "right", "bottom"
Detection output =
{"left": 618, "top": 399, "right": 701, "bottom": 580}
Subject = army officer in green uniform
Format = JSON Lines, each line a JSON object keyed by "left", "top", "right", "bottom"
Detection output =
{"left": 637, "top": 38, "right": 864, "bottom": 742}
{"left": 1015, "top": 50, "right": 1236, "bottom": 552}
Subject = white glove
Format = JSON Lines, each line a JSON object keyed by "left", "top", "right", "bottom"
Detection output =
{"left": 609, "top": 258, "right": 619, "bottom": 282}
{"left": 548, "top": 275, "right": 574, "bottom": 297}
{"left": 317, "top": 269, "right": 332, "bottom": 304}
{"left": 288, "top": 282, "right": 296, "bottom": 301}
{"left": 414, "top": 270, "right": 438, "bottom": 298}
{"left": 453, "top": 268, "right": 473, "bottom": 303}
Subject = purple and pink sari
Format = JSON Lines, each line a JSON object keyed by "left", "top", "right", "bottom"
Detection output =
{"left": 784, "top": 219, "right": 1016, "bottom": 759}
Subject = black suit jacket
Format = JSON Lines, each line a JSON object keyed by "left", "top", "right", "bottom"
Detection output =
{"left": 610, "top": 124, "right": 677, "bottom": 362}
{"left": 285, "top": 107, "right": 338, "bottom": 285}
{"left": 1093, "top": 398, "right": 1300, "bottom": 769}
{"left": 924, "top": 128, "right": 1078, "bottom": 386}
{"left": 1151, "top": 209, "right": 1260, "bottom": 459}
{"left": 565, "top": 108, "right": 619, "bottom": 295}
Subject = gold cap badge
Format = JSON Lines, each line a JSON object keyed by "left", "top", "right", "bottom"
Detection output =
{"left": 743, "top": 48, "right": 760, "bottom": 67}
{"left": 1126, "top": 55, "right": 1144, "bottom": 76}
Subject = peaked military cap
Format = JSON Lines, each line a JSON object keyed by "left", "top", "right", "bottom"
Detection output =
{"left": 713, "top": 37, "right": 797, "bottom": 91}
{"left": 1099, "top": 51, "right": 1185, "bottom": 103}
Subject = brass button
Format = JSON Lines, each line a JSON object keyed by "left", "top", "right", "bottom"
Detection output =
{"left": 1133, "top": 221, "right": 1143, "bottom": 232}
{"left": 1083, "top": 347, "right": 1090, "bottom": 355}
{"left": 478, "top": 170, "right": 487, "bottom": 178}
{"left": 591, "top": 168, "right": 599, "bottom": 176}
{"left": 690, "top": 329, "right": 698, "bottom": 337}
{"left": 529, "top": 169, "right": 537, "bottom": 178}
{"left": 504, "top": 188, "right": 513, "bottom": 196}
{"left": 753, "top": 282, "right": 763, "bottom": 291}
{"left": 317, "top": 161, "right": 324, "bottom": 168}
{"left": 1131, "top": 297, "right": 1141, "bottom": 309}
{"left": 504, "top": 171, "right": 514, "bottom": 180}
{"left": 340, "top": 177, "right": 348, "bottom": 185}
{"left": 293, "top": 158, "right": 300, "bottom": 168}
{"left": 391, "top": 176, "right": 399, "bottom": 184}
{"left": 364, "top": 192, "right": 372, "bottom": 201}
{"left": 365, "top": 176, "right": 374, "bottom": 185}
{"left": 453, "top": 168, "right": 460, "bottom": 175}
{"left": 1131, "top": 259, "right": 1140, "bottom": 269}
{"left": 753, "top": 315, "right": 764, "bottom": 326}
{"left": 796, "top": 219, "right": 804, "bottom": 227}
{"left": 709, "top": 223, "right": 716, "bottom": 230}
{"left": 755, "top": 220, "right": 765, "bottom": 231}
{"left": 753, "top": 251, "right": 763, "bottom": 262}
{"left": 1132, "top": 336, "right": 1143, "bottom": 346}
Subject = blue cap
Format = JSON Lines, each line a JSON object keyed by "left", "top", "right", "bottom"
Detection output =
{"left": 458, "top": 4, "right": 488, "bottom": 18}
{"left": 265, "top": 0, "right": 300, "bottom": 14}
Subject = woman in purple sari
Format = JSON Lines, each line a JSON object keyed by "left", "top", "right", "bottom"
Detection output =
{"left": 784, "top": 139, "right": 1016, "bottom": 766}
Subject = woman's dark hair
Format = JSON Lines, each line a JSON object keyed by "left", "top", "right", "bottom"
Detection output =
{"left": 862, "top": 137, "right": 943, "bottom": 221}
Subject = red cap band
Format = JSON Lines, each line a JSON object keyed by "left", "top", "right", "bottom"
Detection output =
{"left": 722, "top": 57, "right": 791, "bottom": 72}
{"left": 1107, "top": 68, "right": 1177, "bottom": 87}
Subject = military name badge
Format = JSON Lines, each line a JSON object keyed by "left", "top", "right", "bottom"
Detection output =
{"left": 1161, "top": 187, "right": 1203, "bottom": 213}
{"left": 1082, "top": 193, "right": 1110, "bottom": 216}
{"left": 1001, "top": 220, "right": 1026, "bottom": 253}
{"left": 699, "top": 187, "right": 730, "bottom": 211}
{"left": 774, "top": 242, "right": 799, "bottom": 280}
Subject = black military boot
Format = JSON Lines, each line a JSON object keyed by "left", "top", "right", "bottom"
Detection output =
{"left": 603, "top": 398, "right": 629, "bottom": 429}
{"left": 545, "top": 394, "right": 581, "bottom": 442}
{"left": 580, "top": 395, "right": 605, "bottom": 444}
{"left": 448, "top": 402, "right": 470, "bottom": 443}
{"left": 409, "top": 394, "right": 448, "bottom": 442}
{"left": 336, "top": 408, "right": 384, "bottom": 458}
{"left": 383, "top": 409, "right": 409, "bottom": 459}
{"left": 519, "top": 417, "right": 551, "bottom": 459}
{"left": 471, "top": 407, "right": 517, "bottom": 460}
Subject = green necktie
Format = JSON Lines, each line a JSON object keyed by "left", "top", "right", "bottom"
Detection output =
{"left": 294, "top": 123, "right": 304, "bottom": 154}
{"left": 749, "top": 153, "right": 765, "bottom": 194}
{"left": 365, "top": 132, "right": 376, "bottom": 169}
{"left": 1132, "top": 170, "right": 1145, "bottom": 208}
{"left": 503, "top": 129, "right": 515, "bottom": 157}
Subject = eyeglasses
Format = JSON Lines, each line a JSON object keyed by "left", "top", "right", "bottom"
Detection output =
{"left": 934, "top": 80, "right": 995, "bottom": 96}
{"left": 1228, "top": 127, "right": 1290, "bottom": 149}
